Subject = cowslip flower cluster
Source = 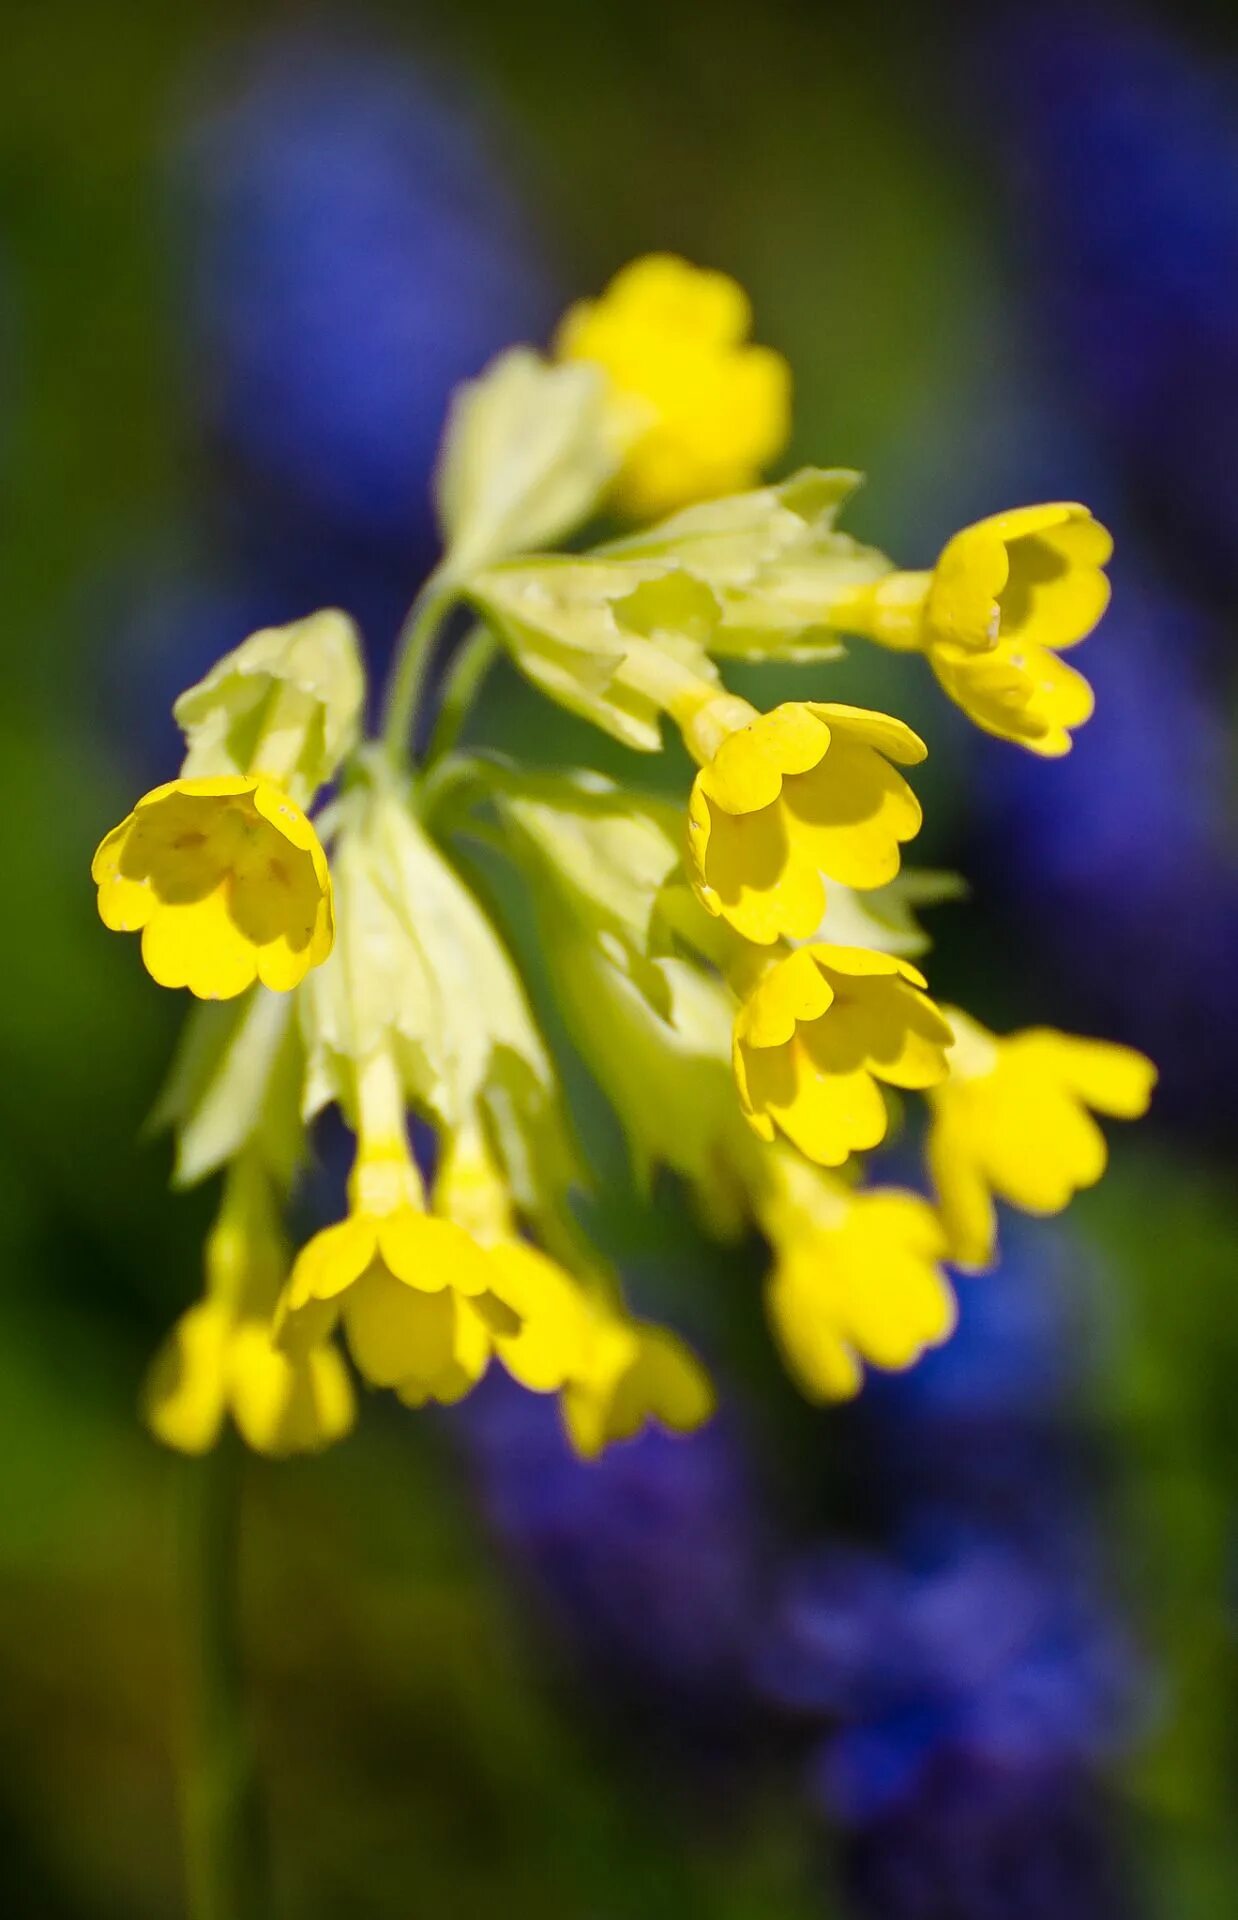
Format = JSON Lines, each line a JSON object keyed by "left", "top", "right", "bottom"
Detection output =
{"left": 94, "top": 255, "right": 1154, "bottom": 1461}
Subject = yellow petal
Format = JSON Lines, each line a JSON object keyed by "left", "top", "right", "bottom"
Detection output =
{"left": 489, "top": 1242, "right": 592, "bottom": 1393}
{"left": 342, "top": 1267, "right": 456, "bottom": 1388}
{"left": 227, "top": 1322, "right": 355, "bottom": 1455}
{"left": 376, "top": 1211, "right": 498, "bottom": 1296}
{"left": 141, "top": 891, "right": 260, "bottom": 1000}
{"left": 142, "top": 1302, "right": 231, "bottom": 1454}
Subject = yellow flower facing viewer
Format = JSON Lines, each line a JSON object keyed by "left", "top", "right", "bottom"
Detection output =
{"left": 555, "top": 253, "right": 791, "bottom": 520}
{"left": 837, "top": 504, "right": 1111, "bottom": 756}
{"left": 276, "top": 1055, "right": 518, "bottom": 1406}
{"left": 685, "top": 701, "right": 927, "bottom": 945}
{"left": 757, "top": 1156, "right": 955, "bottom": 1400}
{"left": 93, "top": 775, "right": 333, "bottom": 999}
{"left": 144, "top": 1157, "right": 354, "bottom": 1458}
{"left": 733, "top": 943, "right": 952, "bottom": 1166}
{"left": 927, "top": 1009, "right": 1157, "bottom": 1271}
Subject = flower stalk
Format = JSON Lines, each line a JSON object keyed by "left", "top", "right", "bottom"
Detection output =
{"left": 380, "top": 572, "right": 458, "bottom": 768}
{"left": 178, "top": 1441, "right": 266, "bottom": 1920}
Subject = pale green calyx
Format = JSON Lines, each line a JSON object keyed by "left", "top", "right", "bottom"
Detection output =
{"left": 812, "top": 869, "right": 967, "bottom": 959}
{"left": 299, "top": 785, "right": 581, "bottom": 1224}
{"left": 435, "top": 348, "right": 623, "bottom": 575}
{"left": 467, "top": 556, "right": 723, "bottom": 751}
{"left": 150, "top": 986, "right": 304, "bottom": 1190}
{"left": 536, "top": 905, "right": 758, "bottom": 1235}
{"left": 599, "top": 466, "right": 892, "bottom": 660}
{"left": 175, "top": 608, "right": 366, "bottom": 805}
{"left": 491, "top": 768, "right": 683, "bottom": 1010}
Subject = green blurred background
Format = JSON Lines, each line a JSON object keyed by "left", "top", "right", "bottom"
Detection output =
{"left": 2, "top": 3, "right": 1237, "bottom": 1915}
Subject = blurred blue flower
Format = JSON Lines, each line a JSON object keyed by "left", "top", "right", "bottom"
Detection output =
{"left": 842, "top": 1756, "right": 1134, "bottom": 1920}
{"left": 756, "top": 1518, "right": 1136, "bottom": 1826}
{"left": 174, "top": 29, "right": 557, "bottom": 547}
{"left": 460, "top": 1370, "right": 766, "bottom": 1726}
{"left": 841, "top": 1216, "right": 1103, "bottom": 1545}
{"left": 986, "top": 3, "right": 1238, "bottom": 592}
{"left": 973, "top": 566, "right": 1238, "bottom": 1121}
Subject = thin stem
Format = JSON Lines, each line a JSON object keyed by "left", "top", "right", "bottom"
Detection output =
{"left": 178, "top": 1438, "right": 266, "bottom": 1920}
{"left": 379, "top": 573, "right": 456, "bottom": 767}
{"left": 423, "top": 624, "right": 498, "bottom": 773}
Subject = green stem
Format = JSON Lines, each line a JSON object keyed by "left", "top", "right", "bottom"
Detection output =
{"left": 380, "top": 573, "right": 456, "bottom": 767}
{"left": 423, "top": 624, "right": 498, "bottom": 773}
{"left": 179, "top": 1439, "right": 266, "bottom": 1920}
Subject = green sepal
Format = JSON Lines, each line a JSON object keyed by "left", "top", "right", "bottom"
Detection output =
{"left": 600, "top": 466, "right": 890, "bottom": 660}
{"left": 150, "top": 987, "right": 304, "bottom": 1190}
{"left": 489, "top": 766, "right": 683, "bottom": 984}
{"left": 299, "top": 787, "right": 586, "bottom": 1226}
{"left": 435, "top": 348, "right": 620, "bottom": 573}
{"left": 466, "top": 556, "right": 722, "bottom": 751}
{"left": 534, "top": 891, "right": 757, "bottom": 1239}
{"left": 813, "top": 869, "right": 967, "bottom": 959}
{"left": 174, "top": 608, "right": 366, "bottom": 803}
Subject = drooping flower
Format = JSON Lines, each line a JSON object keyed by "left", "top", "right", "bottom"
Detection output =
{"left": 927, "top": 1009, "right": 1156, "bottom": 1270}
{"left": 554, "top": 253, "right": 791, "bottom": 519}
{"left": 733, "top": 945, "right": 952, "bottom": 1166}
{"left": 837, "top": 504, "right": 1111, "bottom": 755}
{"left": 144, "top": 1156, "right": 354, "bottom": 1457}
{"left": 93, "top": 775, "right": 333, "bottom": 999}
{"left": 275, "top": 1052, "right": 517, "bottom": 1404}
{"left": 758, "top": 1157, "right": 955, "bottom": 1400}
{"left": 560, "top": 1311, "right": 716, "bottom": 1461}
{"left": 686, "top": 702, "right": 927, "bottom": 944}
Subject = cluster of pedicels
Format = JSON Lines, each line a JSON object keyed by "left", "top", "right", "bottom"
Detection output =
{"left": 94, "top": 253, "right": 1155, "bottom": 1461}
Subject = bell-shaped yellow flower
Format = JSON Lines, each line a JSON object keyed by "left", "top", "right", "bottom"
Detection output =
{"left": 764, "top": 1175, "right": 955, "bottom": 1400}
{"left": 144, "top": 1159, "right": 354, "bottom": 1458}
{"left": 276, "top": 1076, "right": 518, "bottom": 1406}
{"left": 93, "top": 775, "right": 333, "bottom": 999}
{"left": 431, "top": 1125, "right": 595, "bottom": 1396}
{"left": 923, "top": 504, "right": 1112, "bottom": 656}
{"left": 927, "top": 1009, "right": 1157, "bottom": 1270}
{"left": 686, "top": 702, "right": 926, "bottom": 945}
{"left": 560, "top": 1312, "right": 715, "bottom": 1460}
{"left": 555, "top": 253, "right": 791, "bottom": 520}
{"left": 733, "top": 944, "right": 952, "bottom": 1165}
{"left": 840, "top": 504, "right": 1111, "bottom": 756}
{"left": 146, "top": 1301, "right": 355, "bottom": 1456}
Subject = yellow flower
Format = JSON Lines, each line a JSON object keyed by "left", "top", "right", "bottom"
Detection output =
{"left": 145, "top": 1301, "right": 355, "bottom": 1456}
{"left": 922, "top": 504, "right": 1111, "bottom": 656}
{"left": 841, "top": 504, "right": 1111, "bottom": 756}
{"left": 276, "top": 1052, "right": 519, "bottom": 1406}
{"left": 762, "top": 1168, "right": 955, "bottom": 1400}
{"left": 144, "top": 1159, "right": 354, "bottom": 1457}
{"left": 927, "top": 1009, "right": 1157, "bottom": 1270}
{"left": 686, "top": 702, "right": 926, "bottom": 945}
{"left": 431, "top": 1126, "right": 595, "bottom": 1395}
{"left": 733, "top": 943, "right": 952, "bottom": 1165}
{"left": 554, "top": 253, "right": 791, "bottom": 520}
{"left": 93, "top": 775, "right": 333, "bottom": 999}
{"left": 560, "top": 1310, "right": 715, "bottom": 1460}
{"left": 277, "top": 1148, "right": 516, "bottom": 1405}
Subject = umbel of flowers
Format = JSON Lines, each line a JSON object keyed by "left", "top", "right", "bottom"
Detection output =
{"left": 94, "top": 253, "right": 1154, "bottom": 1460}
